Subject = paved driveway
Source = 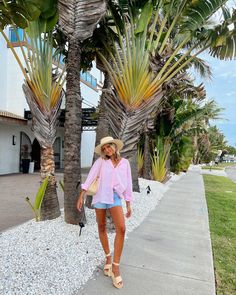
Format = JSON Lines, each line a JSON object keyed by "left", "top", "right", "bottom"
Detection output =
{"left": 0, "top": 172, "right": 88, "bottom": 232}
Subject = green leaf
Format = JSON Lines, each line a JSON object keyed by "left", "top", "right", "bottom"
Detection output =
{"left": 40, "top": 0, "right": 57, "bottom": 19}
{"left": 181, "top": 0, "right": 228, "bottom": 32}
{"left": 9, "top": 11, "right": 28, "bottom": 28}
{"left": 135, "top": 1, "right": 153, "bottom": 34}
{"left": 39, "top": 11, "right": 58, "bottom": 32}
{"left": 23, "top": 3, "right": 41, "bottom": 20}
{"left": 34, "top": 176, "right": 49, "bottom": 210}
{"left": 215, "top": 35, "right": 226, "bottom": 47}
{"left": 221, "top": 5, "right": 231, "bottom": 21}
{"left": 59, "top": 180, "right": 64, "bottom": 191}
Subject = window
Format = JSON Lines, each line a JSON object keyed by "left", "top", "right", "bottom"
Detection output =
{"left": 9, "top": 27, "right": 24, "bottom": 42}
{"left": 80, "top": 71, "right": 97, "bottom": 88}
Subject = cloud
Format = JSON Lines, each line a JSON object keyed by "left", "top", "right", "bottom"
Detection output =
{"left": 226, "top": 91, "right": 236, "bottom": 96}
{"left": 217, "top": 71, "right": 236, "bottom": 78}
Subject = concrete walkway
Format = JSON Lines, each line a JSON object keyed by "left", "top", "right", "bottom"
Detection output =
{"left": 79, "top": 170, "right": 215, "bottom": 295}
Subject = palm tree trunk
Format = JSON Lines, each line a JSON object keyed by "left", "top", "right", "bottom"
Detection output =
{"left": 64, "top": 38, "right": 86, "bottom": 225}
{"left": 143, "top": 132, "right": 151, "bottom": 179}
{"left": 130, "top": 146, "right": 140, "bottom": 192}
{"left": 85, "top": 71, "right": 111, "bottom": 209}
{"left": 40, "top": 145, "right": 61, "bottom": 220}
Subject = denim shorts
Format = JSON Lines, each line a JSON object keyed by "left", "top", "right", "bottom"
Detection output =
{"left": 93, "top": 192, "right": 122, "bottom": 209}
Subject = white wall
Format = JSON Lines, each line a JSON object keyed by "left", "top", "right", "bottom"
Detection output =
{"left": 81, "top": 131, "right": 96, "bottom": 167}
{"left": 0, "top": 29, "right": 8, "bottom": 111}
{"left": 90, "top": 60, "right": 103, "bottom": 84}
{"left": 0, "top": 124, "right": 20, "bottom": 174}
{"left": 0, "top": 123, "right": 31, "bottom": 174}
{"left": 6, "top": 47, "right": 29, "bottom": 116}
{"left": 81, "top": 83, "right": 100, "bottom": 108}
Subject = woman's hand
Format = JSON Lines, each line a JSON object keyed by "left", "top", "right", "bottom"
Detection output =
{"left": 125, "top": 201, "right": 132, "bottom": 218}
{"left": 76, "top": 190, "right": 86, "bottom": 211}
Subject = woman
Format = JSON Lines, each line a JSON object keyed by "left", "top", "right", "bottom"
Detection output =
{"left": 77, "top": 136, "right": 133, "bottom": 289}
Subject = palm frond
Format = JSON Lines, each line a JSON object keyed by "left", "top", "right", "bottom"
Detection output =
{"left": 23, "top": 83, "right": 63, "bottom": 146}
{"left": 189, "top": 56, "right": 212, "bottom": 80}
{"left": 205, "top": 8, "right": 236, "bottom": 60}
{"left": 151, "top": 136, "right": 171, "bottom": 183}
{"left": 58, "top": 0, "right": 106, "bottom": 40}
{"left": 137, "top": 147, "right": 144, "bottom": 174}
{"left": 181, "top": 0, "right": 228, "bottom": 32}
{"left": 104, "top": 88, "right": 163, "bottom": 158}
{"left": 99, "top": 21, "right": 161, "bottom": 109}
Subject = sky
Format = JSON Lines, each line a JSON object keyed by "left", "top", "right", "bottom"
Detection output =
{"left": 197, "top": 55, "right": 236, "bottom": 147}
{"left": 193, "top": 0, "right": 236, "bottom": 147}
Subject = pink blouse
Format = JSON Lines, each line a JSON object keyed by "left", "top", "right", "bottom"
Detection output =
{"left": 81, "top": 157, "right": 133, "bottom": 204}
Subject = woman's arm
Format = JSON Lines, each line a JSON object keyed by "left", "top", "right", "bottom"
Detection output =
{"left": 77, "top": 189, "right": 86, "bottom": 211}
{"left": 76, "top": 158, "right": 102, "bottom": 211}
{"left": 123, "top": 160, "right": 133, "bottom": 202}
{"left": 124, "top": 160, "right": 133, "bottom": 218}
{"left": 125, "top": 201, "right": 132, "bottom": 218}
{"left": 81, "top": 158, "right": 102, "bottom": 191}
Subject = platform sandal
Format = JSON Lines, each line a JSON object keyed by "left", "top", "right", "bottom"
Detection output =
{"left": 104, "top": 253, "right": 112, "bottom": 276}
{"left": 111, "top": 262, "right": 123, "bottom": 289}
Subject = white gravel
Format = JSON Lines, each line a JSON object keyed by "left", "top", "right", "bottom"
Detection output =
{"left": 0, "top": 175, "right": 184, "bottom": 295}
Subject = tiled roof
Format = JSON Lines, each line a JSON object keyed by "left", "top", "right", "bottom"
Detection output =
{"left": 0, "top": 110, "right": 27, "bottom": 121}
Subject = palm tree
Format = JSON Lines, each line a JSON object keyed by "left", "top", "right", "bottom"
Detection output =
{"left": 22, "top": 22, "right": 65, "bottom": 220}
{"left": 0, "top": 2, "right": 64, "bottom": 220}
{"left": 191, "top": 100, "right": 224, "bottom": 164}
{"left": 198, "top": 125, "right": 227, "bottom": 163}
{"left": 99, "top": 0, "right": 236, "bottom": 171}
{"left": 58, "top": 0, "right": 106, "bottom": 224}
{"left": 156, "top": 83, "right": 224, "bottom": 169}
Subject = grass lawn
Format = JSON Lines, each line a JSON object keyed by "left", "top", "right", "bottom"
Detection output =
{"left": 203, "top": 175, "right": 236, "bottom": 295}
{"left": 203, "top": 162, "right": 236, "bottom": 170}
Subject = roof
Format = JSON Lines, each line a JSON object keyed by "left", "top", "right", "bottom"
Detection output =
{"left": 0, "top": 110, "right": 26, "bottom": 120}
{"left": 0, "top": 110, "right": 27, "bottom": 125}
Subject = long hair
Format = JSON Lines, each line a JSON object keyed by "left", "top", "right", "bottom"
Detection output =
{"left": 100, "top": 143, "right": 121, "bottom": 160}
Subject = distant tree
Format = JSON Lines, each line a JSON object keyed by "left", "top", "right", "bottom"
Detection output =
{"left": 225, "top": 145, "right": 236, "bottom": 155}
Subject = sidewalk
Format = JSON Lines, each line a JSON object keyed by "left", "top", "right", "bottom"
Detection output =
{"left": 79, "top": 170, "right": 215, "bottom": 295}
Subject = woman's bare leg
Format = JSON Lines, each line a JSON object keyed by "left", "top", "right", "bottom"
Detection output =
{"left": 95, "top": 209, "right": 111, "bottom": 265}
{"left": 109, "top": 206, "right": 126, "bottom": 279}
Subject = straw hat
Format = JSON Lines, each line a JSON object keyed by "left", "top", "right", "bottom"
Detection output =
{"left": 94, "top": 136, "right": 124, "bottom": 155}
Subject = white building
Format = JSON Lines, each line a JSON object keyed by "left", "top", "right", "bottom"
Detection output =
{"left": 0, "top": 27, "right": 103, "bottom": 175}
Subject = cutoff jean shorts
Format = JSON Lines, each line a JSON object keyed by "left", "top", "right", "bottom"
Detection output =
{"left": 93, "top": 192, "right": 122, "bottom": 209}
